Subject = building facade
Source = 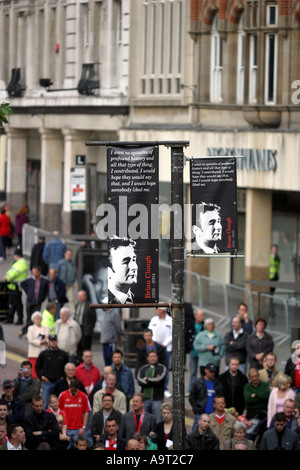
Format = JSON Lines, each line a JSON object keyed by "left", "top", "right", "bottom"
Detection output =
{"left": 0, "top": 0, "right": 299, "bottom": 288}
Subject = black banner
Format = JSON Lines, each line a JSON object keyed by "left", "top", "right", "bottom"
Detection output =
{"left": 107, "top": 146, "right": 159, "bottom": 304}
{"left": 190, "top": 157, "right": 238, "bottom": 254}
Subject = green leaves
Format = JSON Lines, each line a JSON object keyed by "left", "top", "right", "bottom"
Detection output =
{"left": 0, "top": 102, "right": 13, "bottom": 127}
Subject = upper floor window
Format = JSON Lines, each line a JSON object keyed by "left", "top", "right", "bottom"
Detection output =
{"left": 236, "top": 13, "right": 245, "bottom": 104}
{"left": 210, "top": 13, "right": 223, "bottom": 103}
{"left": 141, "top": 0, "right": 183, "bottom": 96}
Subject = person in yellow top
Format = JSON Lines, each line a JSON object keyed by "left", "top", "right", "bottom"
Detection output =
{"left": 41, "top": 302, "right": 56, "bottom": 335}
{"left": 3, "top": 246, "right": 28, "bottom": 325}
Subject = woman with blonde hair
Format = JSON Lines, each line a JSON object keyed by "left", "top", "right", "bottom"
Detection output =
{"left": 267, "top": 373, "right": 295, "bottom": 427}
{"left": 156, "top": 402, "right": 175, "bottom": 450}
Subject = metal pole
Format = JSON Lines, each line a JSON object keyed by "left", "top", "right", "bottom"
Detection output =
{"left": 170, "top": 145, "right": 186, "bottom": 450}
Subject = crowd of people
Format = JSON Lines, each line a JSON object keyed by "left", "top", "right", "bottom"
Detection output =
{"left": 0, "top": 231, "right": 299, "bottom": 451}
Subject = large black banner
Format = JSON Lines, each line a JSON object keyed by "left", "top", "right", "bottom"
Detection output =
{"left": 107, "top": 146, "right": 159, "bottom": 304}
{"left": 190, "top": 157, "right": 238, "bottom": 254}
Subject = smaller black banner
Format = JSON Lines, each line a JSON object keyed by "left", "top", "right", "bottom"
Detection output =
{"left": 190, "top": 157, "right": 238, "bottom": 254}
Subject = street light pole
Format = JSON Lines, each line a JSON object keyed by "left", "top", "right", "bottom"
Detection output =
{"left": 170, "top": 144, "right": 186, "bottom": 450}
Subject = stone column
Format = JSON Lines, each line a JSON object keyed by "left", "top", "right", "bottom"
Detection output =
{"left": 5, "top": 128, "right": 27, "bottom": 214}
{"left": 62, "top": 129, "right": 91, "bottom": 235}
{"left": 245, "top": 188, "right": 272, "bottom": 289}
{"left": 39, "top": 129, "right": 63, "bottom": 232}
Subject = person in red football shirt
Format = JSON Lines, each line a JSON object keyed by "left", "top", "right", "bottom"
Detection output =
{"left": 58, "top": 377, "right": 90, "bottom": 449}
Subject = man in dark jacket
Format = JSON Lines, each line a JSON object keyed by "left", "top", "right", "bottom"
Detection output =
{"left": 35, "top": 334, "right": 69, "bottom": 408}
{"left": 260, "top": 412, "right": 299, "bottom": 450}
{"left": 218, "top": 357, "right": 248, "bottom": 415}
{"left": 224, "top": 316, "right": 248, "bottom": 374}
{"left": 75, "top": 289, "right": 96, "bottom": 356}
{"left": 48, "top": 268, "right": 68, "bottom": 320}
{"left": 19, "top": 266, "right": 49, "bottom": 336}
{"left": 185, "top": 413, "right": 219, "bottom": 450}
{"left": 137, "top": 351, "right": 167, "bottom": 423}
{"left": 23, "top": 395, "right": 59, "bottom": 450}
{"left": 189, "top": 363, "right": 223, "bottom": 431}
{"left": 91, "top": 393, "right": 122, "bottom": 443}
{"left": 30, "top": 236, "right": 48, "bottom": 275}
{"left": 135, "top": 328, "right": 166, "bottom": 378}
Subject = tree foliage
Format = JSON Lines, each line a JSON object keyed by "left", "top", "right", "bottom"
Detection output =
{"left": 0, "top": 102, "right": 13, "bottom": 127}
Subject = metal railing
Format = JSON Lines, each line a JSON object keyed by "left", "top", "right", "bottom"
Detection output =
{"left": 159, "top": 262, "right": 297, "bottom": 346}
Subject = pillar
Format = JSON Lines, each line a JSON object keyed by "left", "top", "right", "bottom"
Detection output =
{"left": 245, "top": 188, "right": 272, "bottom": 288}
{"left": 62, "top": 129, "right": 91, "bottom": 235}
{"left": 39, "top": 129, "right": 63, "bottom": 232}
{"left": 5, "top": 128, "right": 27, "bottom": 214}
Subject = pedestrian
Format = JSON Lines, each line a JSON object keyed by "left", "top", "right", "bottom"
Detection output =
{"left": 230, "top": 302, "right": 253, "bottom": 334}
{"left": 224, "top": 315, "right": 248, "bottom": 374}
{"left": 155, "top": 402, "right": 174, "bottom": 450}
{"left": 22, "top": 395, "right": 59, "bottom": 450}
{"left": 193, "top": 318, "right": 225, "bottom": 377}
{"left": 208, "top": 395, "right": 237, "bottom": 449}
{"left": 97, "top": 417, "right": 127, "bottom": 450}
{"left": 260, "top": 412, "right": 299, "bottom": 450}
{"left": 91, "top": 393, "right": 123, "bottom": 443}
{"left": 55, "top": 307, "right": 82, "bottom": 364}
{"left": 0, "top": 423, "right": 27, "bottom": 450}
{"left": 48, "top": 268, "right": 68, "bottom": 320}
{"left": 75, "top": 350, "right": 102, "bottom": 399}
{"left": 41, "top": 302, "right": 56, "bottom": 335}
{"left": 137, "top": 350, "right": 167, "bottom": 423}
{"left": 188, "top": 309, "right": 205, "bottom": 393}
{"left": 0, "top": 207, "right": 11, "bottom": 260}
{"left": 218, "top": 357, "right": 248, "bottom": 415}
{"left": 185, "top": 413, "right": 219, "bottom": 450}
{"left": 13, "top": 361, "right": 41, "bottom": 416}
{"left": 246, "top": 318, "right": 274, "bottom": 370}
{"left": 267, "top": 374, "right": 295, "bottom": 427}
{"left": 58, "top": 377, "right": 90, "bottom": 449}
{"left": 1, "top": 380, "right": 25, "bottom": 425}
{"left": 74, "top": 290, "right": 97, "bottom": 357}
{"left": 99, "top": 301, "right": 122, "bottom": 366}
{"left": 3, "top": 246, "right": 28, "bottom": 325}
{"left": 34, "top": 334, "right": 69, "bottom": 409}
{"left": 93, "top": 372, "right": 127, "bottom": 415}
{"left": 19, "top": 265, "right": 49, "bottom": 336}
{"left": 30, "top": 236, "right": 48, "bottom": 276}
{"left": 26, "top": 312, "right": 50, "bottom": 377}
{"left": 118, "top": 392, "right": 157, "bottom": 442}
{"left": 53, "top": 362, "right": 86, "bottom": 397}
{"left": 42, "top": 231, "right": 67, "bottom": 270}
{"left": 259, "top": 352, "right": 283, "bottom": 389}
{"left": 57, "top": 249, "right": 76, "bottom": 315}
{"left": 135, "top": 328, "right": 167, "bottom": 378}
{"left": 15, "top": 205, "right": 29, "bottom": 249}
{"left": 189, "top": 362, "right": 224, "bottom": 431}
{"left": 111, "top": 349, "right": 135, "bottom": 412}
{"left": 223, "top": 421, "right": 255, "bottom": 450}
{"left": 148, "top": 307, "right": 172, "bottom": 398}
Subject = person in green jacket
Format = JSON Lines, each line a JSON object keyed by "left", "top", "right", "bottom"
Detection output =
{"left": 41, "top": 302, "right": 56, "bottom": 335}
{"left": 244, "top": 368, "right": 270, "bottom": 439}
{"left": 3, "top": 246, "right": 28, "bottom": 324}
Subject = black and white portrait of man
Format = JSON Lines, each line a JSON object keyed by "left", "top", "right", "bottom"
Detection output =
{"left": 108, "top": 236, "right": 138, "bottom": 304}
{"left": 192, "top": 202, "right": 222, "bottom": 254}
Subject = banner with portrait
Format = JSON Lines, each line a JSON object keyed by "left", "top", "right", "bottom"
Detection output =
{"left": 190, "top": 157, "right": 238, "bottom": 254}
{"left": 107, "top": 145, "right": 159, "bottom": 304}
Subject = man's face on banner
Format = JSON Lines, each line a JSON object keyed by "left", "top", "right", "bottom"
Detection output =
{"left": 196, "top": 208, "right": 222, "bottom": 243}
{"left": 109, "top": 244, "right": 138, "bottom": 289}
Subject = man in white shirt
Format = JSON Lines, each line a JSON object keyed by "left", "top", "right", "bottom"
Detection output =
{"left": 0, "top": 423, "right": 27, "bottom": 450}
{"left": 148, "top": 307, "right": 172, "bottom": 398}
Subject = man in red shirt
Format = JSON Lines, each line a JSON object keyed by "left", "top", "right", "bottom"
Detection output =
{"left": 59, "top": 377, "right": 90, "bottom": 449}
{"left": 75, "top": 350, "right": 102, "bottom": 398}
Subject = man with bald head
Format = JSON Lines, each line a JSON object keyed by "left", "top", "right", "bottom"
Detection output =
{"left": 75, "top": 290, "right": 97, "bottom": 357}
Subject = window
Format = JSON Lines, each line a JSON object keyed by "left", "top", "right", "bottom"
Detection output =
{"left": 265, "top": 32, "right": 277, "bottom": 104}
{"left": 266, "top": 4, "right": 277, "bottom": 26}
{"left": 236, "top": 14, "right": 245, "bottom": 104}
{"left": 210, "top": 13, "right": 223, "bottom": 103}
{"left": 249, "top": 34, "right": 258, "bottom": 104}
{"left": 141, "top": 0, "right": 183, "bottom": 96}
